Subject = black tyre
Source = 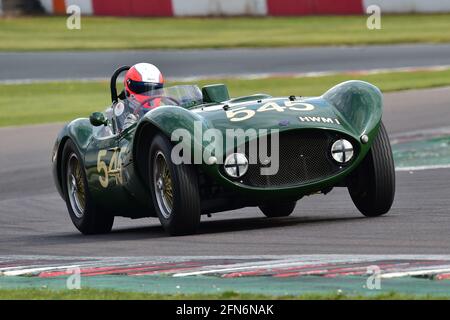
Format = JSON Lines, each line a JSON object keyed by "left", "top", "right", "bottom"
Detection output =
{"left": 61, "top": 140, "right": 114, "bottom": 234}
{"left": 259, "top": 201, "right": 297, "bottom": 218}
{"left": 148, "top": 134, "right": 201, "bottom": 236}
{"left": 348, "top": 122, "right": 395, "bottom": 217}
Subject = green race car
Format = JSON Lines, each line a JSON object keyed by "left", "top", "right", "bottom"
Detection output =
{"left": 52, "top": 66, "right": 395, "bottom": 236}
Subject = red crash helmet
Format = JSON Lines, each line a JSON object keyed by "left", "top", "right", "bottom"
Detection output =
{"left": 124, "top": 63, "right": 164, "bottom": 108}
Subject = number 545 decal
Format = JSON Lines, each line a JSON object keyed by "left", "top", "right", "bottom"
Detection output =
{"left": 97, "top": 148, "right": 123, "bottom": 188}
{"left": 226, "top": 100, "right": 315, "bottom": 122}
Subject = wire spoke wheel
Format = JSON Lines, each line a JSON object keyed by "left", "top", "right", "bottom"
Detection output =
{"left": 62, "top": 140, "right": 114, "bottom": 234}
{"left": 153, "top": 151, "right": 174, "bottom": 219}
{"left": 148, "top": 134, "right": 201, "bottom": 236}
{"left": 66, "top": 153, "right": 86, "bottom": 218}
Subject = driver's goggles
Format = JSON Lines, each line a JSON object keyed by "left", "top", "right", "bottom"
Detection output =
{"left": 127, "top": 79, "right": 163, "bottom": 95}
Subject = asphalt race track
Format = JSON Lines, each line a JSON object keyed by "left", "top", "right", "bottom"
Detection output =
{"left": 2, "top": 44, "right": 450, "bottom": 82}
{"left": 0, "top": 87, "right": 449, "bottom": 256}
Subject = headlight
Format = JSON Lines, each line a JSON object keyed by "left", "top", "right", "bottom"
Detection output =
{"left": 224, "top": 153, "right": 248, "bottom": 178}
{"left": 331, "top": 139, "right": 354, "bottom": 163}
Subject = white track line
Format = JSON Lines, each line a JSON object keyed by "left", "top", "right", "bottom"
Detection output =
{"left": 2, "top": 265, "right": 82, "bottom": 276}
{"left": 0, "top": 77, "right": 108, "bottom": 85}
{"left": 381, "top": 268, "right": 450, "bottom": 279}
{"left": 2, "top": 65, "right": 450, "bottom": 85}
{"left": 396, "top": 164, "right": 450, "bottom": 172}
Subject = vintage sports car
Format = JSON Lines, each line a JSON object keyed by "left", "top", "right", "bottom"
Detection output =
{"left": 52, "top": 66, "right": 395, "bottom": 236}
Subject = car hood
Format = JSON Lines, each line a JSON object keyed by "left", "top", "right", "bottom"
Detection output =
{"left": 191, "top": 96, "right": 356, "bottom": 136}
{"left": 141, "top": 80, "right": 382, "bottom": 161}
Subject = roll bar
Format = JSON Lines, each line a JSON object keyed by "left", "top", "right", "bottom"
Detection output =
{"left": 110, "top": 65, "right": 130, "bottom": 103}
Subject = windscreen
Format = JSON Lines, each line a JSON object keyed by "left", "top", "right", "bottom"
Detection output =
{"left": 127, "top": 85, "right": 204, "bottom": 110}
{"left": 114, "top": 85, "right": 204, "bottom": 132}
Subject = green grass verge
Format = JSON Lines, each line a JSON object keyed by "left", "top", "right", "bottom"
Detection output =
{"left": 1, "top": 15, "right": 450, "bottom": 51}
{"left": 2, "top": 68, "right": 450, "bottom": 127}
{"left": 0, "top": 288, "right": 448, "bottom": 300}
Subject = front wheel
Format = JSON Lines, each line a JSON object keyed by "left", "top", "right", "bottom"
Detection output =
{"left": 148, "top": 134, "right": 201, "bottom": 236}
{"left": 347, "top": 122, "right": 395, "bottom": 217}
{"left": 61, "top": 140, "right": 114, "bottom": 234}
{"left": 259, "top": 201, "right": 297, "bottom": 218}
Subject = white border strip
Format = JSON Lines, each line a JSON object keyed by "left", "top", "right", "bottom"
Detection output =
{"left": 2, "top": 264, "right": 81, "bottom": 276}
{"left": 66, "top": 0, "right": 93, "bottom": 15}
{"left": 172, "top": 0, "right": 267, "bottom": 16}
{"left": 363, "top": 0, "right": 450, "bottom": 13}
{"left": 381, "top": 268, "right": 450, "bottom": 279}
{"left": 39, "top": 0, "right": 54, "bottom": 13}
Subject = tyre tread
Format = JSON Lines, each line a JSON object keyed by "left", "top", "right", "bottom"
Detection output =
{"left": 348, "top": 122, "right": 395, "bottom": 217}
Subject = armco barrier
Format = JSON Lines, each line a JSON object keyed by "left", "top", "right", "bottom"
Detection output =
{"left": 40, "top": 0, "right": 450, "bottom": 16}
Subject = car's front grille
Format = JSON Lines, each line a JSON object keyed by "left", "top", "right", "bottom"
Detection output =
{"left": 239, "top": 130, "right": 353, "bottom": 188}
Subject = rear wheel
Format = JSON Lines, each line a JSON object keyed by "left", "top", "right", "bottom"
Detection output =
{"left": 259, "top": 201, "right": 297, "bottom": 218}
{"left": 61, "top": 140, "right": 114, "bottom": 234}
{"left": 149, "top": 134, "right": 201, "bottom": 236}
{"left": 348, "top": 122, "right": 395, "bottom": 217}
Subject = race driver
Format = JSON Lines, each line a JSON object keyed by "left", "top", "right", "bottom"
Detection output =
{"left": 116, "top": 63, "right": 165, "bottom": 130}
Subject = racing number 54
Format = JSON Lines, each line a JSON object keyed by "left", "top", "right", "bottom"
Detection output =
{"left": 97, "top": 148, "right": 123, "bottom": 188}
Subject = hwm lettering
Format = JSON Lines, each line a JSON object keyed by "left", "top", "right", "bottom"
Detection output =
{"left": 299, "top": 116, "right": 341, "bottom": 125}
